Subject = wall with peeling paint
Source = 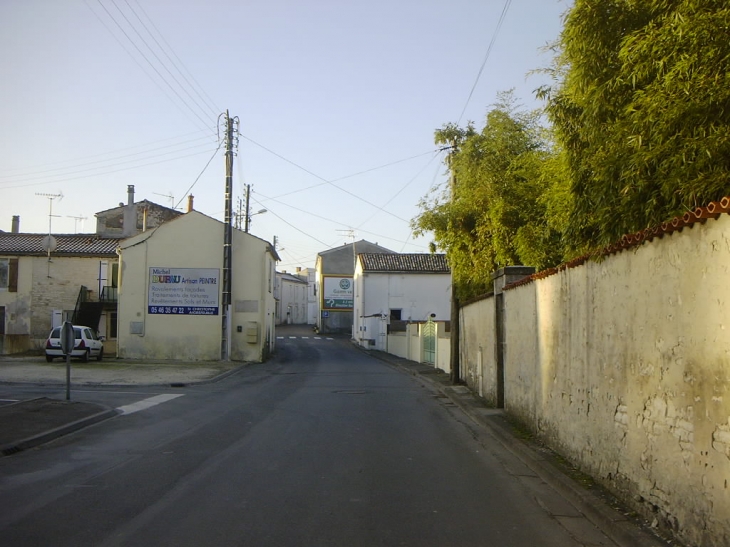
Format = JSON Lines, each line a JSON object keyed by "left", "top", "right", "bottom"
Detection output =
{"left": 488, "top": 214, "right": 729, "bottom": 547}
{"left": 460, "top": 295, "right": 497, "bottom": 405}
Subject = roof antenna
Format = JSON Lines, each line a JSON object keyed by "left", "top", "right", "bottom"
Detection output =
{"left": 35, "top": 192, "right": 63, "bottom": 261}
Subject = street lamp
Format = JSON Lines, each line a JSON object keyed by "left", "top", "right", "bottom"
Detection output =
{"left": 245, "top": 208, "right": 267, "bottom": 233}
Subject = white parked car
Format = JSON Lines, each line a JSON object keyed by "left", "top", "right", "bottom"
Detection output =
{"left": 45, "top": 325, "right": 104, "bottom": 362}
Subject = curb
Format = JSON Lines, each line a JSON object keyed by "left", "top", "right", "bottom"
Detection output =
{"left": 0, "top": 362, "right": 251, "bottom": 389}
{"left": 360, "top": 346, "right": 670, "bottom": 547}
{"left": 1, "top": 407, "right": 118, "bottom": 457}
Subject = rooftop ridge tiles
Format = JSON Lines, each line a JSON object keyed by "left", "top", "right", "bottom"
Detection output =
{"left": 503, "top": 195, "right": 730, "bottom": 291}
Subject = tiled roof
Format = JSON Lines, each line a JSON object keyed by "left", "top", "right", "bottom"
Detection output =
{"left": 0, "top": 233, "right": 122, "bottom": 257}
{"left": 318, "top": 240, "right": 395, "bottom": 256}
{"left": 506, "top": 196, "right": 730, "bottom": 291}
{"left": 359, "top": 253, "right": 449, "bottom": 273}
{"left": 94, "top": 199, "right": 179, "bottom": 216}
{"left": 278, "top": 272, "right": 308, "bottom": 284}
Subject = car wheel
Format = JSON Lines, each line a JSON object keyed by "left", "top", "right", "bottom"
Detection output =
{"left": 81, "top": 349, "right": 89, "bottom": 363}
{"left": 45, "top": 355, "right": 53, "bottom": 362}
{"left": 96, "top": 348, "right": 104, "bottom": 362}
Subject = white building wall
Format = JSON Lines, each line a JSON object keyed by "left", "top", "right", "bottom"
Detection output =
{"left": 459, "top": 213, "right": 730, "bottom": 547}
{"left": 354, "top": 268, "right": 450, "bottom": 352}
{"left": 118, "top": 212, "right": 275, "bottom": 362}
{"left": 276, "top": 276, "right": 308, "bottom": 325}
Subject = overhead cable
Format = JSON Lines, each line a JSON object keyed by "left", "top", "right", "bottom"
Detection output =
{"left": 457, "top": 0, "right": 513, "bottom": 124}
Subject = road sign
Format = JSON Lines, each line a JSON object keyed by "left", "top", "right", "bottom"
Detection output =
{"left": 60, "top": 321, "right": 75, "bottom": 355}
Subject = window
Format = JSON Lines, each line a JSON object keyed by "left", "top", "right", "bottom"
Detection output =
{"left": 0, "top": 258, "right": 18, "bottom": 292}
{"left": 390, "top": 309, "right": 402, "bottom": 321}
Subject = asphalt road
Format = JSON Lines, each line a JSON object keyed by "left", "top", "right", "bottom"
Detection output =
{"left": 0, "top": 335, "right": 615, "bottom": 546}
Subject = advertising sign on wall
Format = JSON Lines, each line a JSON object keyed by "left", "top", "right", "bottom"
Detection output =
{"left": 322, "top": 276, "right": 353, "bottom": 310}
{"left": 148, "top": 267, "right": 220, "bottom": 315}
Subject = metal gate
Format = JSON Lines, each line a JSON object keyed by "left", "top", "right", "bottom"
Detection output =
{"left": 422, "top": 319, "right": 436, "bottom": 365}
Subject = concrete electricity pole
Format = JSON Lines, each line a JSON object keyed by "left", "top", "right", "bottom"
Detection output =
{"left": 221, "top": 110, "right": 239, "bottom": 361}
{"left": 447, "top": 142, "right": 461, "bottom": 385}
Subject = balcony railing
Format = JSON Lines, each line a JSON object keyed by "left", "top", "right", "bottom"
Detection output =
{"left": 100, "top": 286, "right": 118, "bottom": 303}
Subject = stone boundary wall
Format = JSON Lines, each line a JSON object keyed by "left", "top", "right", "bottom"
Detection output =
{"left": 461, "top": 214, "right": 730, "bottom": 547}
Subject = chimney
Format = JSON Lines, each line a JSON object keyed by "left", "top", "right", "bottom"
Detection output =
{"left": 123, "top": 185, "right": 137, "bottom": 237}
{"left": 11, "top": 215, "right": 20, "bottom": 233}
{"left": 296, "top": 267, "right": 301, "bottom": 273}
{"left": 187, "top": 194, "right": 194, "bottom": 213}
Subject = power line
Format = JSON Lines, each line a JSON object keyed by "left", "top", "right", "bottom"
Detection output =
{"left": 174, "top": 140, "right": 224, "bottom": 209}
{"left": 254, "top": 202, "right": 331, "bottom": 248}
{"left": 262, "top": 150, "right": 437, "bottom": 201}
{"left": 0, "top": 147, "right": 219, "bottom": 191}
{"left": 91, "top": 0, "right": 214, "bottom": 131}
{"left": 129, "top": 0, "right": 221, "bottom": 117}
{"left": 0, "top": 136, "right": 214, "bottom": 183}
{"left": 457, "top": 0, "right": 513, "bottom": 124}
{"left": 250, "top": 191, "right": 429, "bottom": 251}
{"left": 114, "top": 0, "right": 216, "bottom": 122}
{"left": 240, "top": 135, "right": 436, "bottom": 223}
{"left": 0, "top": 129, "right": 213, "bottom": 176}
{"left": 354, "top": 153, "right": 440, "bottom": 231}
{"left": 0, "top": 141, "right": 217, "bottom": 186}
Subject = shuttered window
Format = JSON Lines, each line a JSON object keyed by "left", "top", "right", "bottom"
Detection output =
{"left": 8, "top": 259, "right": 18, "bottom": 292}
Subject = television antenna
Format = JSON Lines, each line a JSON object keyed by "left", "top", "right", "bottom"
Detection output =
{"left": 153, "top": 191, "right": 175, "bottom": 209}
{"left": 66, "top": 215, "right": 88, "bottom": 233}
{"left": 36, "top": 192, "right": 63, "bottom": 260}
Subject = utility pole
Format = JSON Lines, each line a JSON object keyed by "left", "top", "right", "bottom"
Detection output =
{"left": 447, "top": 142, "right": 461, "bottom": 385}
{"left": 221, "top": 110, "right": 239, "bottom": 361}
{"left": 243, "top": 184, "right": 267, "bottom": 233}
{"left": 235, "top": 197, "right": 243, "bottom": 230}
{"left": 244, "top": 184, "right": 251, "bottom": 233}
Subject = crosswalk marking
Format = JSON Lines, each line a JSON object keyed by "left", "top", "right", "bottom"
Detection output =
{"left": 116, "top": 394, "right": 184, "bottom": 415}
{"left": 276, "top": 336, "right": 334, "bottom": 341}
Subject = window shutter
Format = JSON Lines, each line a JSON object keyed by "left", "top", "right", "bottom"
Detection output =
{"left": 9, "top": 259, "right": 18, "bottom": 292}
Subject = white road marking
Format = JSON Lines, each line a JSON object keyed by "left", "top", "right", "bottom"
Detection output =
{"left": 116, "top": 394, "right": 184, "bottom": 415}
{"left": 276, "top": 336, "right": 333, "bottom": 340}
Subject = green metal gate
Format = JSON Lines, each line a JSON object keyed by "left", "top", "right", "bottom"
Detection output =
{"left": 422, "top": 319, "right": 436, "bottom": 365}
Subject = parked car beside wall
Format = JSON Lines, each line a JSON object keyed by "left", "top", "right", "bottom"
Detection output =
{"left": 45, "top": 325, "right": 104, "bottom": 362}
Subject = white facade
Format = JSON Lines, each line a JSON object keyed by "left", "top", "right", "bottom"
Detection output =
{"left": 353, "top": 253, "right": 450, "bottom": 352}
{"left": 274, "top": 271, "right": 308, "bottom": 325}
{"left": 117, "top": 211, "right": 277, "bottom": 362}
{"left": 295, "top": 267, "right": 319, "bottom": 325}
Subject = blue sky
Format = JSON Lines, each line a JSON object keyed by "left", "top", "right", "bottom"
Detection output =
{"left": 0, "top": 0, "right": 570, "bottom": 271}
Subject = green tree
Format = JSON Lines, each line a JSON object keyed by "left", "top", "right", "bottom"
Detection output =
{"left": 543, "top": 0, "right": 730, "bottom": 252}
{"left": 413, "top": 93, "right": 568, "bottom": 300}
